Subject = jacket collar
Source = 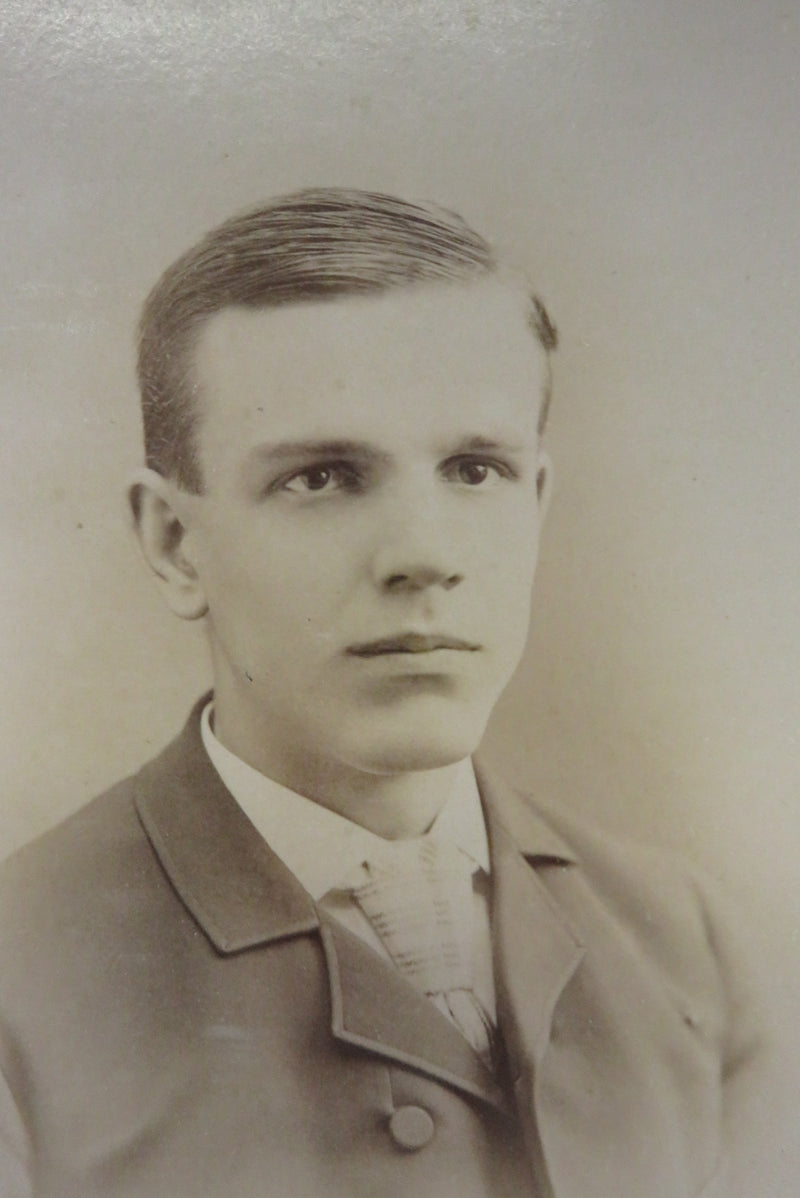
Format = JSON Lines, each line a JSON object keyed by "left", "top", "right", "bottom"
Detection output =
{"left": 473, "top": 758, "right": 578, "bottom": 867}
{"left": 134, "top": 696, "right": 320, "bottom": 953}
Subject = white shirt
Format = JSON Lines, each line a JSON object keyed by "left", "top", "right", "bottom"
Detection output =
{"left": 200, "top": 702, "right": 497, "bottom": 1028}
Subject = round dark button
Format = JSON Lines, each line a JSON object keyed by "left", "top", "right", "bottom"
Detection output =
{"left": 388, "top": 1105, "right": 435, "bottom": 1150}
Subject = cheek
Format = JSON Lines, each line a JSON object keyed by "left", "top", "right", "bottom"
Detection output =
{"left": 478, "top": 522, "right": 540, "bottom": 645}
{"left": 481, "top": 510, "right": 540, "bottom": 584}
{"left": 205, "top": 548, "right": 349, "bottom": 652}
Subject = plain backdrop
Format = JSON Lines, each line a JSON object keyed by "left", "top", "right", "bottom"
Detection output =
{"left": 2, "top": 0, "right": 799, "bottom": 1164}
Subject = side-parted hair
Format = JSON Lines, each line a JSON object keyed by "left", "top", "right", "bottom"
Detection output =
{"left": 137, "top": 187, "right": 557, "bottom": 492}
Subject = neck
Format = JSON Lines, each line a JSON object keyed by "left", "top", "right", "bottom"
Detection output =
{"left": 289, "top": 759, "right": 469, "bottom": 839}
{"left": 212, "top": 707, "right": 469, "bottom": 840}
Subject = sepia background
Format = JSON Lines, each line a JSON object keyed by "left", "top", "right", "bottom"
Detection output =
{"left": 2, "top": 0, "right": 798, "bottom": 1157}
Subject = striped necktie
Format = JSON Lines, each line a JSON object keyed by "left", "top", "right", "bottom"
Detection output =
{"left": 348, "top": 837, "right": 495, "bottom": 1066}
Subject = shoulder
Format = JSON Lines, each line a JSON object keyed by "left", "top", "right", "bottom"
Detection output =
{"left": 480, "top": 761, "right": 717, "bottom": 934}
{"left": 534, "top": 795, "right": 746, "bottom": 976}
{"left": 0, "top": 725, "right": 205, "bottom": 1016}
{"left": 0, "top": 698, "right": 210, "bottom": 946}
{"left": 537, "top": 798, "right": 748, "bottom": 1006}
{"left": 0, "top": 727, "right": 219, "bottom": 1107}
{"left": 0, "top": 773, "right": 145, "bottom": 919}
{"left": 479, "top": 759, "right": 745, "bottom": 1000}
{"left": 482, "top": 764, "right": 767, "bottom": 1071}
{"left": 0, "top": 774, "right": 160, "bottom": 987}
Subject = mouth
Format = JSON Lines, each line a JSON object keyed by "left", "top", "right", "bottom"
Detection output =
{"left": 347, "top": 633, "right": 481, "bottom": 658}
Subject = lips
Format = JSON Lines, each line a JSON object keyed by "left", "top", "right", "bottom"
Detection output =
{"left": 347, "top": 633, "right": 480, "bottom": 657}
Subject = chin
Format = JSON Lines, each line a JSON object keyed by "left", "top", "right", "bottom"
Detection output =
{"left": 344, "top": 709, "right": 491, "bottom": 776}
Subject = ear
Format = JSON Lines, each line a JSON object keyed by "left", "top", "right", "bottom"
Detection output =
{"left": 128, "top": 468, "right": 208, "bottom": 620}
{"left": 535, "top": 449, "right": 554, "bottom": 525}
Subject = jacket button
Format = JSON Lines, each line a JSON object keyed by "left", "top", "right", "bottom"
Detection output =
{"left": 388, "top": 1105, "right": 435, "bottom": 1150}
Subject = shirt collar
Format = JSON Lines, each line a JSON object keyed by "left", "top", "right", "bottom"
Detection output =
{"left": 200, "top": 701, "right": 490, "bottom": 902}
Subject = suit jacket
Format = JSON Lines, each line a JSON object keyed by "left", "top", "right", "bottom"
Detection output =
{"left": 0, "top": 699, "right": 768, "bottom": 1197}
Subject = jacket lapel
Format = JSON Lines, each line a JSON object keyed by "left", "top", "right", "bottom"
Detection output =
{"left": 479, "top": 769, "right": 585, "bottom": 1195}
{"left": 481, "top": 775, "right": 585, "bottom": 1071}
{"left": 479, "top": 767, "right": 708, "bottom": 1197}
{"left": 321, "top": 918, "right": 509, "bottom": 1112}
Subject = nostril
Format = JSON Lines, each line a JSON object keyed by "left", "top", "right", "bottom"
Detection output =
{"left": 385, "top": 573, "right": 410, "bottom": 590}
{"left": 381, "top": 568, "right": 462, "bottom": 592}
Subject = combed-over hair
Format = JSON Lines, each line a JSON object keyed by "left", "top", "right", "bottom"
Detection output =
{"left": 137, "top": 187, "right": 557, "bottom": 491}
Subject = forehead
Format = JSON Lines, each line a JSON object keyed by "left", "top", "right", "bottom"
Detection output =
{"left": 191, "top": 279, "right": 548, "bottom": 464}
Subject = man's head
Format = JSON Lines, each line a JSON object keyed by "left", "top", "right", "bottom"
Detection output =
{"left": 136, "top": 188, "right": 557, "bottom": 493}
{"left": 131, "top": 189, "right": 557, "bottom": 811}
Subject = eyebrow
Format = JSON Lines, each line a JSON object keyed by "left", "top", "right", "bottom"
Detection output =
{"left": 449, "top": 435, "right": 527, "bottom": 454}
{"left": 247, "top": 439, "right": 381, "bottom": 463}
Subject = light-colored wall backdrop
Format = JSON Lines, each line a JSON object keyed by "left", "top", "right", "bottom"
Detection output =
{"left": 2, "top": 0, "right": 798, "bottom": 1120}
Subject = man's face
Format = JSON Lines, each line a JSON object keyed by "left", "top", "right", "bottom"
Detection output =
{"left": 175, "top": 278, "right": 551, "bottom": 792}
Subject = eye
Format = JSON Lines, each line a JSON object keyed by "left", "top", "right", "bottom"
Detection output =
{"left": 441, "top": 456, "right": 515, "bottom": 488}
{"left": 280, "top": 462, "right": 363, "bottom": 495}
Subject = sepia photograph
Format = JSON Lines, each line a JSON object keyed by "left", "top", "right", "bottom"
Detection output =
{"left": 1, "top": 3, "right": 798, "bottom": 1194}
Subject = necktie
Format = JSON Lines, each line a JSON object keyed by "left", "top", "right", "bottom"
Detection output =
{"left": 347, "top": 837, "right": 495, "bottom": 1066}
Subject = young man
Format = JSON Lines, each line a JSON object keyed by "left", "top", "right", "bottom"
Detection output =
{"left": 0, "top": 190, "right": 767, "bottom": 1197}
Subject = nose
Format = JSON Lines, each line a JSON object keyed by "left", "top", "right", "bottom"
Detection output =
{"left": 370, "top": 502, "right": 464, "bottom": 595}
